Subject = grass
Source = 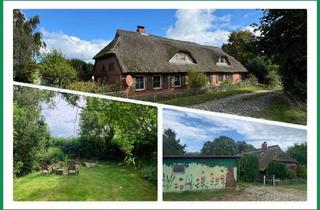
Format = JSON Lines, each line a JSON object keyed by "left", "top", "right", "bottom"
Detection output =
{"left": 161, "top": 85, "right": 267, "bottom": 106}
{"left": 277, "top": 183, "right": 307, "bottom": 191}
{"left": 163, "top": 188, "right": 242, "bottom": 201}
{"left": 13, "top": 162, "right": 157, "bottom": 201}
{"left": 263, "top": 93, "right": 307, "bottom": 125}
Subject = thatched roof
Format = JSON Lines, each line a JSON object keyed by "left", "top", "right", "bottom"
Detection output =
{"left": 94, "top": 29, "right": 248, "bottom": 74}
{"left": 241, "top": 145, "right": 298, "bottom": 171}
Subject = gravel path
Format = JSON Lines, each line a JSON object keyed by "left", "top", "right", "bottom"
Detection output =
{"left": 190, "top": 90, "right": 282, "bottom": 118}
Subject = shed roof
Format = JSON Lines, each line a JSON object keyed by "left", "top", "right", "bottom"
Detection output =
{"left": 94, "top": 29, "right": 248, "bottom": 74}
{"left": 241, "top": 145, "right": 298, "bottom": 171}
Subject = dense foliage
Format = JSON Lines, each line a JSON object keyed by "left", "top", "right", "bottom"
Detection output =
{"left": 200, "top": 136, "right": 255, "bottom": 155}
{"left": 69, "top": 59, "right": 94, "bottom": 81}
{"left": 257, "top": 9, "right": 307, "bottom": 101}
{"left": 13, "top": 87, "right": 54, "bottom": 177}
{"left": 163, "top": 128, "right": 187, "bottom": 155}
{"left": 286, "top": 142, "right": 307, "bottom": 166}
{"left": 266, "top": 161, "right": 293, "bottom": 179}
{"left": 13, "top": 9, "right": 45, "bottom": 82}
{"left": 186, "top": 68, "right": 208, "bottom": 88}
{"left": 238, "top": 155, "right": 259, "bottom": 182}
{"left": 39, "top": 50, "right": 77, "bottom": 87}
{"left": 66, "top": 81, "right": 110, "bottom": 94}
{"left": 296, "top": 165, "right": 307, "bottom": 179}
{"left": 222, "top": 30, "right": 281, "bottom": 87}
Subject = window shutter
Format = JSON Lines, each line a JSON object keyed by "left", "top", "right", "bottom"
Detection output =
{"left": 147, "top": 76, "right": 153, "bottom": 90}
{"left": 162, "top": 75, "right": 168, "bottom": 89}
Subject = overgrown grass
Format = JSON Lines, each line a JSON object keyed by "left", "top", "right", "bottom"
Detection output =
{"left": 163, "top": 188, "right": 243, "bottom": 201}
{"left": 263, "top": 93, "right": 307, "bottom": 125}
{"left": 161, "top": 85, "right": 267, "bottom": 106}
{"left": 14, "top": 162, "right": 157, "bottom": 201}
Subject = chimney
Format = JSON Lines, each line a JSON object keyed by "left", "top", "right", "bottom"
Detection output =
{"left": 261, "top": 142, "right": 267, "bottom": 151}
{"left": 136, "top": 25, "right": 145, "bottom": 33}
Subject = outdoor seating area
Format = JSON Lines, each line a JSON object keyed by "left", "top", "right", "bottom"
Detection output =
{"left": 40, "top": 160, "right": 96, "bottom": 176}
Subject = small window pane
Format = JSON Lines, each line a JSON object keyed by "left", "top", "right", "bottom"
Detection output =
{"left": 174, "top": 75, "right": 181, "bottom": 87}
{"left": 153, "top": 75, "right": 161, "bottom": 89}
{"left": 172, "top": 164, "right": 185, "bottom": 173}
{"left": 135, "top": 75, "right": 145, "bottom": 90}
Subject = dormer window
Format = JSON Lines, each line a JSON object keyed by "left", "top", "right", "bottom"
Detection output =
{"left": 169, "top": 52, "right": 195, "bottom": 64}
{"left": 217, "top": 56, "right": 230, "bottom": 66}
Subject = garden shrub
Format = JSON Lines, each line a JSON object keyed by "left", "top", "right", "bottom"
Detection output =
{"left": 66, "top": 81, "right": 110, "bottom": 94}
{"left": 296, "top": 165, "right": 307, "bottom": 178}
{"left": 140, "top": 165, "right": 157, "bottom": 185}
{"left": 239, "top": 155, "right": 259, "bottom": 182}
{"left": 46, "top": 147, "right": 65, "bottom": 162}
{"left": 186, "top": 68, "right": 208, "bottom": 88}
{"left": 266, "top": 161, "right": 292, "bottom": 179}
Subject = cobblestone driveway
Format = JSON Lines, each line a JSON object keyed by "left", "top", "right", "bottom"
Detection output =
{"left": 190, "top": 90, "right": 282, "bottom": 118}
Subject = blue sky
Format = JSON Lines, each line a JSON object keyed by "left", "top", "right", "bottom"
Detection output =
{"left": 22, "top": 9, "right": 262, "bottom": 63}
{"left": 163, "top": 109, "right": 307, "bottom": 153}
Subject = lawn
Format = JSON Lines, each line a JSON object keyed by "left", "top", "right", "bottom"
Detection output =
{"left": 163, "top": 182, "right": 307, "bottom": 201}
{"left": 161, "top": 85, "right": 267, "bottom": 106}
{"left": 263, "top": 93, "right": 307, "bottom": 125}
{"left": 14, "top": 162, "right": 157, "bottom": 201}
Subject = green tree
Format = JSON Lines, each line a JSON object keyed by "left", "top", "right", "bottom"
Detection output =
{"left": 13, "top": 9, "right": 45, "bottom": 82}
{"left": 239, "top": 155, "right": 259, "bottom": 182}
{"left": 236, "top": 141, "right": 256, "bottom": 153}
{"left": 286, "top": 142, "right": 307, "bottom": 166}
{"left": 296, "top": 165, "right": 307, "bottom": 179}
{"left": 69, "top": 59, "right": 93, "bottom": 81}
{"left": 186, "top": 68, "right": 208, "bottom": 88}
{"left": 201, "top": 136, "right": 239, "bottom": 155}
{"left": 39, "top": 50, "right": 77, "bottom": 87}
{"left": 266, "top": 161, "right": 292, "bottom": 179}
{"left": 163, "top": 128, "right": 187, "bottom": 155}
{"left": 257, "top": 9, "right": 307, "bottom": 101}
{"left": 78, "top": 98, "right": 157, "bottom": 164}
{"left": 13, "top": 86, "right": 54, "bottom": 177}
{"left": 222, "top": 30, "right": 257, "bottom": 64}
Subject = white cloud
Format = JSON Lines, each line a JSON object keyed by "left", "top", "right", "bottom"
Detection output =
{"left": 163, "top": 109, "right": 307, "bottom": 152}
{"left": 166, "top": 9, "right": 231, "bottom": 47}
{"left": 41, "top": 29, "right": 110, "bottom": 63}
{"left": 244, "top": 25, "right": 261, "bottom": 37}
{"left": 41, "top": 95, "right": 85, "bottom": 138}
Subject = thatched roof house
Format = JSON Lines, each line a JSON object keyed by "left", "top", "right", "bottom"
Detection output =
{"left": 241, "top": 142, "right": 298, "bottom": 173}
{"left": 93, "top": 26, "right": 249, "bottom": 94}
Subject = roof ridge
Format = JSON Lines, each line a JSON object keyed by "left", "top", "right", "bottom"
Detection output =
{"left": 116, "top": 29, "right": 222, "bottom": 49}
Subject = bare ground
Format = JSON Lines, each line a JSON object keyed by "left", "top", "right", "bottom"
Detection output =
{"left": 224, "top": 185, "right": 307, "bottom": 201}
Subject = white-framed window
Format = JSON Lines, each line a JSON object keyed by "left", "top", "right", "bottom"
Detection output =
{"left": 174, "top": 75, "right": 182, "bottom": 87}
{"left": 153, "top": 75, "right": 161, "bottom": 89}
{"left": 226, "top": 73, "right": 232, "bottom": 80}
{"left": 172, "top": 164, "right": 185, "bottom": 174}
{"left": 135, "top": 75, "right": 145, "bottom": 91}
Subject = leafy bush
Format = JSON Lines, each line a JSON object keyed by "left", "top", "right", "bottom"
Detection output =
{"left": 296, "top": 165, "right": 307, "bottom": 178}
{"left": 239, "top": 155, "right": 259, "bottom": 182}
{"left": 66, "top": 81, "right": 110, "bottom": 94}
{"left": 186, "top": 68, "right": 208, "bottom": 88}
{"left": 140, "top": 165, "right": 157, "bottom": 185}
{"left": 266, "top": 161, "right": 292, "bottom": 179}
{"left": 221, "top": 79, "right": 233, "bottom": 85}
{"left": 46, "top": 147, "right": 65, "bottom": 162}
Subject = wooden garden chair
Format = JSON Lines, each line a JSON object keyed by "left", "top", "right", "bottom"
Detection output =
{"left": 40, "top": 160, "right": 51, "bottom": 175}
{"left": 67, "top": 160, "right": 79, "bottom": 175}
